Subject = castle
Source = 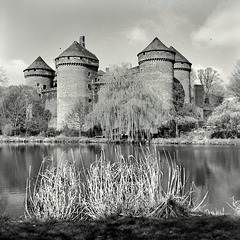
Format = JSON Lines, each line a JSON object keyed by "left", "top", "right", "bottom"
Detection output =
{"left": 23, "top": 36, "right": 193, "bottom": 130}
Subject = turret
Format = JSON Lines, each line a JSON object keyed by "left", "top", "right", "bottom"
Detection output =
{"left": 23, "top": 56, "right": 55, "bottom": 90}
{"left": 55, "top": 36, "right": 99, "bottom": 130}
{"left": 169, "top": 46, "right": 192, "bottom": 103}
{"left": 137, "top": 37, "right": 175, "bottom": 109}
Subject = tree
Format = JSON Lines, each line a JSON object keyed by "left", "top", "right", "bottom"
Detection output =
{"left": 66, "top": 97, "right": 86, "bottom": 137}
{"left": 87, "top": 63, "right": 168, "bottom": 141}
{"left": 0, "top": 85, "right": 51, "bottom": 135}
{"left": 207, "top": 98, "right": 240, "bottom": 138}
{"left": 24, "top": 100, "right": 51, "bottom": 136}
{"left": 197, "top": 67, "right": 224, "bottom": 96}
{"left": 170, "top": 102, "right": 202, "bottom": 137}
{"left": 228, "top": 60, "right": 240, "bottom": 99}
{"left": 0, "top": 67, "right": 8, "bottom": 87}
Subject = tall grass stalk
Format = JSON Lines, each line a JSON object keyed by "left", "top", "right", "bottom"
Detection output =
{"left": 25, "top": 155, "right": 83, "bottom": 221}
{"left": 25, "top": 148, "right": 206, "bottom": 221}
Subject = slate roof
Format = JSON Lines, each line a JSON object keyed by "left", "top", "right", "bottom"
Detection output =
{"left": 137, "top": 37, "right": 173, "bottom": 56}
{"left": 169, "top": 46, "right": 191, "bottom": 64}
{"left": 24, "top": 56, "right": 54, "bottom": 72}
{"left": 56, "top": 41, "right": 98, "bottom": 60}
{"left": 98, "top": 70, "right": 105, "bottom": 76}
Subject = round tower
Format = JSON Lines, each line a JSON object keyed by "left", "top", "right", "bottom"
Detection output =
{"left": 23, "top": 56, "right": 55, "bottom": 90}
{"left": 137, "top": 37, "right": 175, "bottom": 109}
{"left": 169, "top": 46, "right": 192, "bottom": 103}
{"left": 55, "top": 36, "right": 99, "bottom": 130}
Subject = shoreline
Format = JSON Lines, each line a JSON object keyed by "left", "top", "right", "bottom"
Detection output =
{"left": 1, "top": 214, "right": 240, "bottom": 239}
{"left": 1, "top": 135, "right": 240, "bottom": 145}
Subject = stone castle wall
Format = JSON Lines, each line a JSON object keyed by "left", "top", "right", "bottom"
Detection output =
{"left": 42, "top": 88, "right": 57, "bottom": 128}
{"left": 194, "top": 85, "right": 204, "bottom": 107}
{"left": 24, "top": 69, "right": 54, "bottom": 89}
{"left": 138, "top": 51, "right": 175, "bottom": 109}
{"left": 173, "top": 62, "right": 191, "bottom": 103}
{"left": 56, "top": 56, "right": 98, "bottom": 130}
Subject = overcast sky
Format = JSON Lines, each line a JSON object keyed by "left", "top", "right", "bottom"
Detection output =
{"left": 0, "top": 0, "right": 240, "bottom": 85}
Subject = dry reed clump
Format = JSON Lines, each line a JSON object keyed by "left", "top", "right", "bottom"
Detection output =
{"left": 228, "top": 197, "right": 240, "bottom": 215}
{"left": 25, "top": 156, "right": 84, "bottom": 221}
{"left": 25, "top": 149, "right": 206, "bottom": 221}
{"left": 83, "top": 149, "right": 205, "bottom": 220}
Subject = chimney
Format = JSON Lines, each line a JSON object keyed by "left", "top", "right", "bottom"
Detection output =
{"left": 79, "top": 36, "right": 85, "bottom": 48}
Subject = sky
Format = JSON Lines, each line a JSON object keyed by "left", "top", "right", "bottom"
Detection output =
{"left": 0, "top": 0, "right": 240, "bottom": 86}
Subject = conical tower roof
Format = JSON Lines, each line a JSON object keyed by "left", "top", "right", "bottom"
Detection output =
{"left": 137, "top": 37, "right": 173, "bottom": 56}
{"left": 24, "top": 56, "right": 54, "bottom": 72}
{"left": 56, "top": 41, "right": 98, "bottom": 60}
{"left": 169, "top": 46, "right": 191, "bottom": 64}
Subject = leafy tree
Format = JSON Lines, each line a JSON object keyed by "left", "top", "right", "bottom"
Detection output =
{"left": 207, "top": 98, "right": 240, "bottom": 138}
{"left": 0, "top": 85, "right": 51, "bottom": 135}
{"left": 170, "top": 103, "right": 202, "bottom": 137}
{"left": 66, "top": 97, "right": 86, "bottom": 137}
{"left": 228, "top": 60, "right": 240, "bottom": 99}
{"left": 87, "top": 63, "right": 168, "bottom": 141}
{"left": 25, "top": 100, "right": 51, "bottom": 136}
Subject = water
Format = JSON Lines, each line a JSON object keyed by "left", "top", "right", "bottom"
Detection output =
{"left": 1, "top": 143, "right": 240, "bottom": 217}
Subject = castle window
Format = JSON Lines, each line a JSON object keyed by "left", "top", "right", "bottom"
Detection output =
{"left": 34, "top": 69, "right": 36, "bottom": 71}
{"left": 37, "top": 83, "right": 39, "bottom": 86}
{"left": 88, "top": 84, "right": 92, "bottom": 90}
{"left": 88, "top": 72, "right": 91, "bottom": 77}
{"left": 95, "top": 78, "right": 97, "bottom": 82}
{"left": 205, "top": 97, "right": 210, "bottom": 104}
{"left": 43, "top": 85, "right": 46, "bottom": 90}
{"left": 89, "top": 98, "right": 92, "bottom": 103}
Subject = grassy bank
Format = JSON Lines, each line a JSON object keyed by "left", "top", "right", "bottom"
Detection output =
{"left": 0, "top": 135, "right": 109, "bottom": 144}
{"left": 1, "top": 215, "right": 240, "bottom": 239}
{"left": 152, "top": 137, "right": 240, "bottom": 145}
{"left": 2, "top": 130, "right": 240, "bottom": 145}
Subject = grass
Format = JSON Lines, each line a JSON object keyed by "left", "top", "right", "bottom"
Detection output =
{"left": 1, "top": 215, "right": 240, "bottom": 240}
{"left": 25, "top": 148, "right": 206, "bottom": 221}
{"left": 25, "top": 156, "right": 84, "bottom": 221}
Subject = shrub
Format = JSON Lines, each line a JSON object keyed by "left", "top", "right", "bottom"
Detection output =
{"left": 2, "top": 123, "right": 13, "bottom": 136}
{"left": 45, "top": 128, "right": 61, "bottom": 137}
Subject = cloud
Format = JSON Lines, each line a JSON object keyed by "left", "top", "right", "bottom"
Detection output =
{"left": 0, "top": 59, "right": 27, "bottom": 86}
{"left": 191, "top": 1, "right": 240, "bottom": 47}
{"left": 124, "top": 27, "right": 148, "bottom": 42}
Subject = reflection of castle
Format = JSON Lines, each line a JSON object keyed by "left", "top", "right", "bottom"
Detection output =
{"left": 24, "top": 36, "right": 204, "bottom": 130}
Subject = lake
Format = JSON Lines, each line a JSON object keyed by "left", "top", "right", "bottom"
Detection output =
{"left": 1, "top": 143, "right": 240, "bottom": 217}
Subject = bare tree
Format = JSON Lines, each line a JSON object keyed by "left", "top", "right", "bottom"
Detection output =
{"left": 0, "top": 67, "right": 8, "bottom": 87}
{"left": 228, "top": 60, "right": 240, "bottom": 99}
{"left": 197, "top": 67, "right": 222, "bottom": 95}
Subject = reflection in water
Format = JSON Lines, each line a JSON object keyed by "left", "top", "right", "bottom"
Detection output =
{"left": 1, "top": 143, "right": 240, "bottom": 217}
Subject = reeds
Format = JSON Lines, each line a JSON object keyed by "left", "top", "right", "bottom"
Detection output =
{"left": 25, "top": 148, "right": 205, "bottom": 221}
{"left": 25, "top": 156, "right": 83, "bottom": 221}
{"left": 228, "top": 197, "right": 240, "bottom": 215}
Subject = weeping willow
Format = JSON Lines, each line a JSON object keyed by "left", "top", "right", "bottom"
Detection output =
{"left": 87, "top": 64, "right": 169, "bottom": 141}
